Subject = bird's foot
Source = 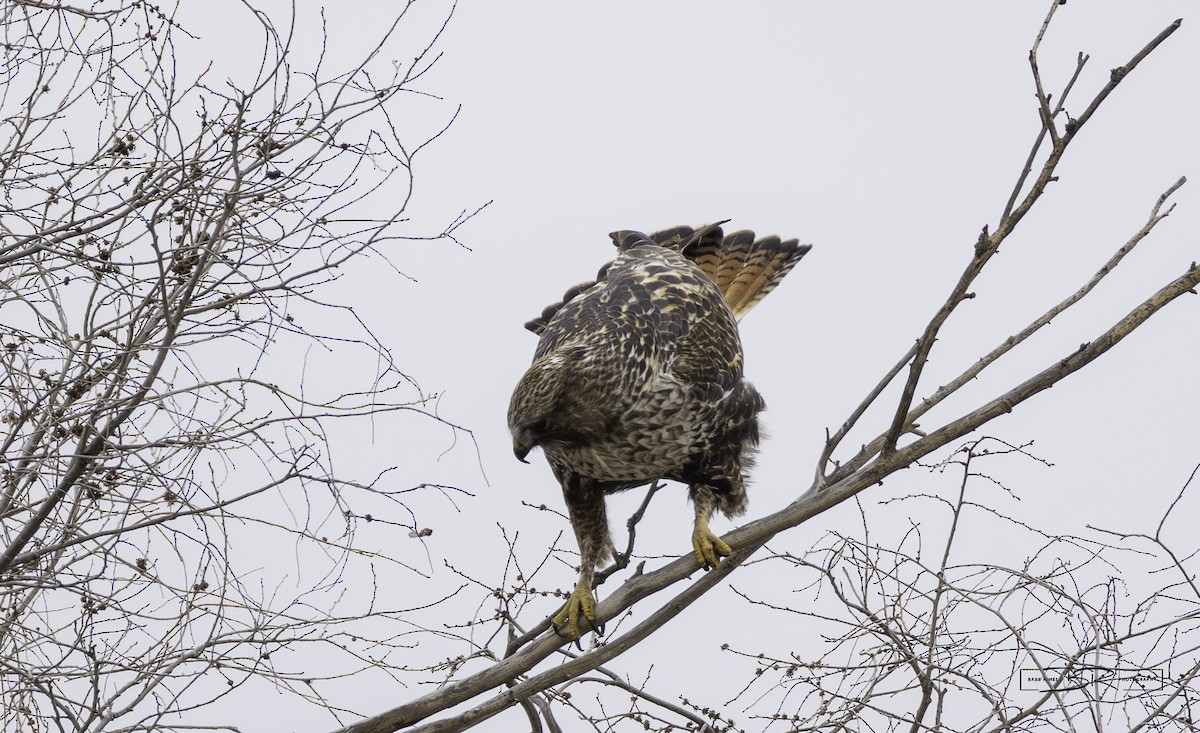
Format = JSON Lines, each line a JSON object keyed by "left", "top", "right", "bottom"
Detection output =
{"left": 692, "top": 516, "right": 732, "bottom": 570}
{"left": 552, "top": 576, "right": 600, "bottom": 639}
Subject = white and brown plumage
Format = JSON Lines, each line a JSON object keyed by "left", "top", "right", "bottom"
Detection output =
{"left": 508, "top": 222, "right": 810, "bottom": 635}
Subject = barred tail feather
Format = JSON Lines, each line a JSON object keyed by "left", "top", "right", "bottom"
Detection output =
{"left": 669, "top": 224, "right": 811, "bottom": 320}
{"left": 720, "top": 233, "right": 811, "bottom": 319}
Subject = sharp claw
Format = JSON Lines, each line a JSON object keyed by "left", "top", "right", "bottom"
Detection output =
{"left": 584, "top": 613, "right": 604, "bottom": 638}
{"left": 552, "top": 580, "right": 598, "bottom": 640}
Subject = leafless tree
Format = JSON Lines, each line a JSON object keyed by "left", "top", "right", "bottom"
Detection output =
{"left": 726, "top": 441, "right": 1200, "bottom": 733}
{"left": 327, "top": 4, "right": 1199, "bottom": 733}
{"left": 1, "top": 1, "right": 479, "bottom": 731}
{"left": 3, "top": 2, "right": 1197, "bottom": 733}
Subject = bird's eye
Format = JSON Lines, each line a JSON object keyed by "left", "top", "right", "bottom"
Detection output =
{"left": 526, "top": 417, "right": 549, "bottom": 435}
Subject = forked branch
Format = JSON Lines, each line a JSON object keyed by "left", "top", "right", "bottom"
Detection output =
{"left": 813, "top": 9, "right": 1183, "bottom": 481}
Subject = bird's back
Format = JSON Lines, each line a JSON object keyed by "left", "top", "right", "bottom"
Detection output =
{"left": 525, "top": 223, "right": 811, "bottom": 337}
{"left": 531, "top": 239, "right": 736, "bottom": 392}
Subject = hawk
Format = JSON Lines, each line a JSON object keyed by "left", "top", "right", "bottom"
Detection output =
{"left": 508, "top": 222, "right": 810, "bottom": 636}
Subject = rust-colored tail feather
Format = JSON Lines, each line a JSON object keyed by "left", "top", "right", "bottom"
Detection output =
{"left": 721, "top": 232, "right": 810, "bottom": 319}
{"left": 664, "top": 224, "right": 810, "bottom": 320}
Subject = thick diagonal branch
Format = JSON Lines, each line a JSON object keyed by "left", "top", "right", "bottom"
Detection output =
{"left": 331, "top": 261, "right": 1200, "bottom": 733}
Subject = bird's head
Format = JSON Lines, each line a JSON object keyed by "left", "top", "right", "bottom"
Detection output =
{"left": 508, "top": 347, "right": 598, "bottom": 463}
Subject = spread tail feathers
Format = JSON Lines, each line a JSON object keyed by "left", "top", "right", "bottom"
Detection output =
{"left": 525, "top": 222, "right": 810, "bottom": 334}
{"left": 649, "top": 223, "right": 811, "bottom": 320}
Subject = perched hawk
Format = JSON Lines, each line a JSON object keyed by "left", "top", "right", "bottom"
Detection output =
{"left": 508, "top": 223, "right": 810, "bottom": 636}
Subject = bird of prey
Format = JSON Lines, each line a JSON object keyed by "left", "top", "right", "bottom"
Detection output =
{"left": 508, "top": 222, "right": 810, "bottom": 636}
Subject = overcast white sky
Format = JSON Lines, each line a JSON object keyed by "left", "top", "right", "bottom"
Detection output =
{"left": 174, "top": 2, "right": 1199, "bottom": 729}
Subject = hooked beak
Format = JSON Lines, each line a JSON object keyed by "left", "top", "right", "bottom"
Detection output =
{"left": 513, "top": 437, "right": 532, "bottom": 464}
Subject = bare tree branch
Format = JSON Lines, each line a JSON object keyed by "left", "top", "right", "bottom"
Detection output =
{"left": 333, "top": 7, "right": 1198, "bottom": 730}
{"left": 1, "top": 2, "right": 480, "bottom": 730}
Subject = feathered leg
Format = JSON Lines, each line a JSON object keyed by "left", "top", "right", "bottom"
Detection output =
{"left": 553, "top": 476, "right": 612, "bottom": 637}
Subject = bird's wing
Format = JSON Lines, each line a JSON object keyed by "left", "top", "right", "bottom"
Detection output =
{"left": 527, "top": 243, "right": 672, "bottom": 404}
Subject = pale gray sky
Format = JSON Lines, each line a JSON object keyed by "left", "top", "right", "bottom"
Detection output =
{"left": 177, "top": 2, "right": 1199, "bottom": 729}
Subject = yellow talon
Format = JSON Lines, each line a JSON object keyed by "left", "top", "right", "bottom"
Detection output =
{"left": 552, "top": 575, "right": 596, "bottom": 638}
{"left": 692, "top": 516, "right": 732, "bottom": 569}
